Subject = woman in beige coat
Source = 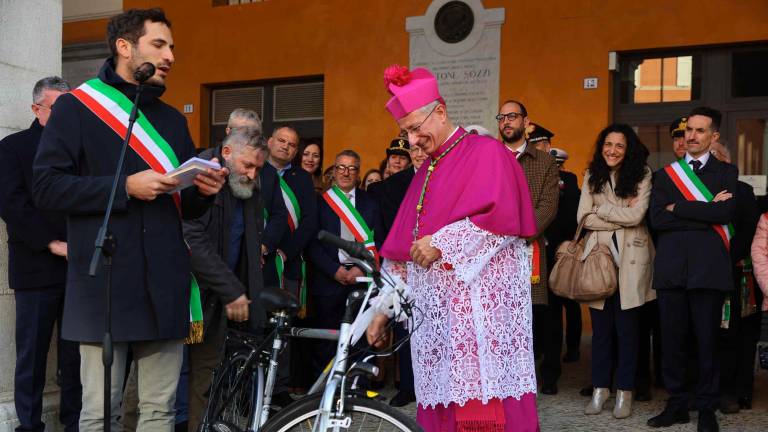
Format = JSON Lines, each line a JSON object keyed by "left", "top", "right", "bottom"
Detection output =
{"left": 577, "top": 124, "right": 656, "bottom": 419}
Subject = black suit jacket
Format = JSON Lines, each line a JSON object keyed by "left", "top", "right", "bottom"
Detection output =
{"left": 544, "top": 170, "right": 579, "bottom": 263}
{"left": 183, "top": 146, "right": 267, "bottom": 330}
{"left": 650, "top": 156, "right": 738, "bottom": 291}
{"left": 729, "top": 181, "right": 760, "bottom": 266}
{"left": 32, "top": 60, "right": 212, "bottom": 342}
{"left": 263, "top": 163, "right": 318, "bottom": 284}
{"left": 259, "top": 163, "right": 289, "bottom": 255}
{"left": 367, "top": 167, "right": 415, "bottom": 241}
{"left": 0, "top": 120, "right": 67, "bottom": 290}
{"left": 307, "top": 188, "right": 382, "bottom": 297}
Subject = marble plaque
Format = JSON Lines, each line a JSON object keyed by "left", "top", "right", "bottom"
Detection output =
{"left": 407, "top": 0, "right": 504, "bottom": 134}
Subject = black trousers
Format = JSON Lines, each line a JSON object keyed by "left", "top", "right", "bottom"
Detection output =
{"left": 393, "top": 322, "right": 414, "bottom": 392}
{"left": 14, "top": 286, "right": 81, "bottom": 432}
{"left": 636, "top": 300, "right": 663, "bottom": 392}
{"left": 561, "top": 296, "right": 583, "bottom": 355}
{"left": 538, "top": 291, "right": 581, "bottom": 387}
{"left": 310, "top": 292, "right": 360, "bottom": 379}
{"left": 719, "top": 270, "right": 763, "bottom": 401}
{"left": 657, "top": 289, "right": 724, "bottom": 411}
{"left": 589, "top": 290, "right": 639, "bottom": 390}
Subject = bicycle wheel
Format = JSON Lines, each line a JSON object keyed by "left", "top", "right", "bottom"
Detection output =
{"left": 262, "top": 393, "right": 422, "bottom": 432}
{"left": 202, "top": 352, "right": 258, "bottom": 432}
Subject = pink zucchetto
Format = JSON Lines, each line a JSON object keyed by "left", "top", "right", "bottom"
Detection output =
{"left": 384, "top": 65, "right": 444, "bottom": 120}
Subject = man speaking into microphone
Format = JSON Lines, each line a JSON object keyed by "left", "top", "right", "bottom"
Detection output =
{"left": 33, "top": 8, "right": 226, "bottom": 431}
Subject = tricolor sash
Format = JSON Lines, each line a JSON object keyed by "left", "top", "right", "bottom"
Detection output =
{"left": 322, "top": 186, "right": 377, "bottom": 259}
{"left": 279, "top": 176, "right": 301, "bottom": 231}
{"left": 71, "top": 77, "right": 204, "bottom": 344}
{"left": 277, "top": 175, "right": 310, "bottom": 316}
{"left": 663, "top": 159, "right": 735, "bottom": 250}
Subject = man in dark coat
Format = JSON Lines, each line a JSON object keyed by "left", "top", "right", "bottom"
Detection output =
{"left": 224, "top": 109, "right": 288, "bottom": 263}
{"left": 32, "top": 9, "right": 226, "bottom": 431}
{"left": 261, "top": 125, "right": 318, "bottom": 403}
{"left": 537, "top": 145, "right": 583, "bottom": 394}
{"left": 497, "top": 104, "right": 560, "bottom": 393}
{"left": 183, "top": 130, "right": 267, "bottom": 431}
{"left": 708, "top": 140, "right": 763, "bottom": 414}
{"left": 261, "top": 126, "right": 317, "bottom": 309}
{"left": 648, "top": 107, "right": 737, "bottom": 432}
{"left": 307, "top": 150, "right": 383, "bottom": 376}
{"left": 0, "top": 76, "right": 81, "bottom": 432}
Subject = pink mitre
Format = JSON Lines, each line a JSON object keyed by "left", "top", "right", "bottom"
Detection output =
{"left": 384, "top": 64, "right": 445, "bottom": 121}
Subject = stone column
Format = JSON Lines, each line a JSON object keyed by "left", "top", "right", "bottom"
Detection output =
{"left": 0, "top": 1, "right": 64, "bottom": 431}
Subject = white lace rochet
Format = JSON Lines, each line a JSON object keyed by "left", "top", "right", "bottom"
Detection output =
{"left": 382, "top": 218, "right": 536, "bottom": 408}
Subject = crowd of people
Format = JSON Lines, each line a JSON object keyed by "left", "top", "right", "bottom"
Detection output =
{"left": 1, "top": 7, "right": 766, "bottom": 432}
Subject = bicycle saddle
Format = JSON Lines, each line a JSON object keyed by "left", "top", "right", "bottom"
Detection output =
{"left": 259, "top": 286, "right": 299, "bottom": 312}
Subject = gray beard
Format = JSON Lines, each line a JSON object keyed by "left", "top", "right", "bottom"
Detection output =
{"left": 226, "top": 163, "right": 256, "bottom": 199}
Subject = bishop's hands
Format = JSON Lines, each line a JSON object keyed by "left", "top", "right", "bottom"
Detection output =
{"left": 410, "top": 235, "right": 442, "bottom": 268}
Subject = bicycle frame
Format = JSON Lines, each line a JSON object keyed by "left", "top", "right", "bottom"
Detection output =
{"left": 204, "top": 256, "right": 399, "bottom": 432}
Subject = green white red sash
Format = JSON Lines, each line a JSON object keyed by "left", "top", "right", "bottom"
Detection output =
{"left": 663, "top": 159, "right": 735, "bottom": 249}
{"left": 279, "top": 176, "right": 301, "bottom": 231}
{"left": 322, "top": 185, "right": 377, "bottom": 259}
{"left": 71, "top": 77, "right": 204, "bottom": 344}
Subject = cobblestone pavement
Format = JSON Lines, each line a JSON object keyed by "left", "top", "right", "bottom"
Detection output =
{"left": 120, "top": 337, "right": 767, "bottom": 431}
{"left": 381, "top": 337, "right": 768, "bottom": 431}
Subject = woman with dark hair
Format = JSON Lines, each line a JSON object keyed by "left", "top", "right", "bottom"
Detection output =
{"left": 577, "top": 124, "right": 656, "bottom": 419}
{"left": 361, "top": 169, "right": 382, "bottom": 190}
{"left": 294, "top": 139, "right": 324, "bottom": 193}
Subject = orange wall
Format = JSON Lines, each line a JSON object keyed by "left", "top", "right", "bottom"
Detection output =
{"left": 64, "top": 0, "right": 768, "bottom": 176}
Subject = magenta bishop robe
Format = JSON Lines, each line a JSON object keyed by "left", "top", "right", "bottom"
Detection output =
{"left": 380, "top": 128, "right": 540, "bottom": 432}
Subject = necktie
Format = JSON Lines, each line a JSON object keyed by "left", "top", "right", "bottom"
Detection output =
{"left": 689, "top": 159, "right": 702, "bottom": 172}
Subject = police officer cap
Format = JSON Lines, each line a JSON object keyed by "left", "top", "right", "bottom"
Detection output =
{"left": 549, "top": 147, "right": 569, "bottom": 163}
{"left": 527, "top": 123, "right": 554, "bottom": 143}
{"left": 386, "top": 138, "right": 410, "bottom": 157}
{"left": 670, "top": 117, "right": 687, "bottom": 138}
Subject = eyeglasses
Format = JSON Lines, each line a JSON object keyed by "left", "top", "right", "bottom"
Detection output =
{"left": 495, "top": 112, "right": 525, "bottom": 122}
{"left": 409, "top": 146, "right": 426, "bottom": 155}
{"left": 335, "top": 164, "right": 360, "bottom": 174}
{"left": 400, "top": 104, "right": 438, "bottom": 136}
{"left": 35, "top": 103, "right": 55, "bottom": 111}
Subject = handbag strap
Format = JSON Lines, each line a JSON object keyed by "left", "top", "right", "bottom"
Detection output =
{"left": 564, "top": 212, "right": 595, "bottom": 255}
{"left": 572, "top": 212, "right": 595, "bottom": 242}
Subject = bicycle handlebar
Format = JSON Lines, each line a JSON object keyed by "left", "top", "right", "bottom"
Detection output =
{"left": 317, "top": 230, "right": 376, "bottom": 268}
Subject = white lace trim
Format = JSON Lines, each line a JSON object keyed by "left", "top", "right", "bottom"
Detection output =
{"left": 408, "top": 218, "right": 536, "bottom": 408}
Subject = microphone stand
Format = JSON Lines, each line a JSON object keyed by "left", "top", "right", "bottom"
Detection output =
{"left": 88, "top": 81, "right": 146, "bottom": 432}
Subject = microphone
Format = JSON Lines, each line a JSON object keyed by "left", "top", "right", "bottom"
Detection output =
{"left": 133, "top": 62, "right": 156, "bottom": 83}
